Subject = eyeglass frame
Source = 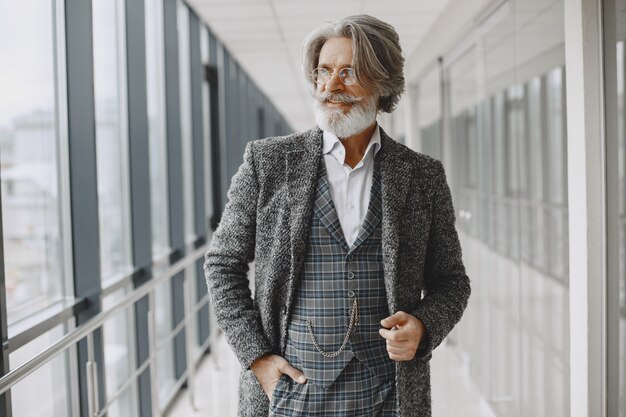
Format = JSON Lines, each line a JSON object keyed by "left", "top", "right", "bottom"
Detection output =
{"left": 311, "top": 67, "right": 357, "bottom": 86}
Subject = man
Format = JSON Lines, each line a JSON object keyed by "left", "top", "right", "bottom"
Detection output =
{"left": 205, "top": 15, "right": 470, "bottom": 417}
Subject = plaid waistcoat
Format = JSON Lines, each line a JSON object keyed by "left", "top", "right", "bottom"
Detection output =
{"left": 285, "top": 157, "right": 396, "bottom": 389}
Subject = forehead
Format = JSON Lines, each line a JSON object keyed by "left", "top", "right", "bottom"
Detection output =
{"left": 318, "top": 37, "right": 353, "bottom": 67}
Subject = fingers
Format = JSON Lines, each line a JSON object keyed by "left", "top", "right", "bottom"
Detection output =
{"left": 275, "top": 356, "right": 307, "bottom": 384}
{"left": 380, "top": 311, "right": 409, "bottom": 328}
{"left": 378, "top": 327, "right": 411, "bottom": 342}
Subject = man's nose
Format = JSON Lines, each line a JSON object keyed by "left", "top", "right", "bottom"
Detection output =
{"left": 325, "top": 71, "right": 344, "bottom": 94}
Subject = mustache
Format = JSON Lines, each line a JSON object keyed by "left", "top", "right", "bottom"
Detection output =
{"left": 314, "top": 92, "right": 365, "bottom": 105}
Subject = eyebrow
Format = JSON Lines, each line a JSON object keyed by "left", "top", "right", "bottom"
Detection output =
{"left": 317, "top": 63, "right": 353, "bottom": 69}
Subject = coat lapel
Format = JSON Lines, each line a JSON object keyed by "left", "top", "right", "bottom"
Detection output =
{"left": 313, "top": 163, "right": 350, "bottom": 252}
{"left": 350, "top": 160, "right": 382, "bottom": 248}
{"left": 378, "top": 128, "right": 413, "bottom": 313}
{"left": 286, "top": 127, "right": 323, "bottom": 304}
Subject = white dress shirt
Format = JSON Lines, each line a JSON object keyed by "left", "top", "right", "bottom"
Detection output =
{"left": 322, "top": 125, "right": 382, "bottom": 248}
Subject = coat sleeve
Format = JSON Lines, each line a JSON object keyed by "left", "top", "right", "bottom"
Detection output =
{"left": 204, "top": 142, "right": 274, "bottom": 370}
{"left": 412, "top": 159, "right": 471, "bottom": 360}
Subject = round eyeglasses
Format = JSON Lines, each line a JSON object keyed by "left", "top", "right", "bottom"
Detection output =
{"left": 311, "top": 67, "right": 357, "bottom": 86}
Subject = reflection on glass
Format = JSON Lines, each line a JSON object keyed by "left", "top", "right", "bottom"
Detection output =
{"left": 444, "top": 1, "right": 569, "bottom": 416}
{"left": 145, "top": 0, "right": 170, "bottom": 258}
{"left": 0, "top": 0, "right": 68, "bottom": 325}
{"left": 93, "top": 0, "right": 132, "bottom": 283}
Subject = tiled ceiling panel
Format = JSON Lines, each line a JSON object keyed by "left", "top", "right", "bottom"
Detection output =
{"left": 186, "top": 0, "right": 452, "bottom": 132}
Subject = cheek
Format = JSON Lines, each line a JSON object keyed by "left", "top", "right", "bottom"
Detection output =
{"left": 349, "top": 86, "right": 368, "bottom": 98}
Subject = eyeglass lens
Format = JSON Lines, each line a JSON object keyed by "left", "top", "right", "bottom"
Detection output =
{"left": 313, "top": 68, "right": 355, "bottom": 85}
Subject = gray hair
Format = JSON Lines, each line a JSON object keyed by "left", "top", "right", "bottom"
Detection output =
{"left": 302, "top": 15, "right": 405, "bottom": 113}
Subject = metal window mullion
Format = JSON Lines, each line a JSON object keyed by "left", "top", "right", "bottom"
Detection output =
{"left": 163, "top": 0, "right": 187, "bottom": 382}
{"left": 603, "top": 0, "right": 620, "bottom": 415}
{"left": 123, "top": 0, "right": 153, "bottom": 415}
{"left": 189, "top": 13, "right": 206, "bottom": 240}
{"left": 65, "top": 0, "right": 107, "bottom": 415}
{"left": 564, "top": 0, "right": 608, "bottom": 415}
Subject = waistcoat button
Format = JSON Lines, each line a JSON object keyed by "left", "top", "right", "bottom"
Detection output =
{"left": 347, "top": 290, "right": 355, "bottom": 298}
{"left": 347, "top": 271, "right": 355, "bottom": 279}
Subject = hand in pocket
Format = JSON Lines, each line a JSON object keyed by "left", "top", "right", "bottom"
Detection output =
{"left": 250, "top": 354, "right": 307, "bottom": 400}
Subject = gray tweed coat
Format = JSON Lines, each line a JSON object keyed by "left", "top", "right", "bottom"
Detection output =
{"left": 204, "top": 126, "right": 471, "bottom": 417}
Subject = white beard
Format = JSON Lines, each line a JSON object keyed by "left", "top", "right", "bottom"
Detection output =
{"left": 313, "top": 94, "right": 378, "bottom": 139}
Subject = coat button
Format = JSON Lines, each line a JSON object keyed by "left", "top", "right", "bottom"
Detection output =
{"left": 281, "top": 305, "right": 287, "bottom": 315}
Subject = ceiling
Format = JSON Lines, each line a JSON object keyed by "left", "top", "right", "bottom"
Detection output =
{"left": 186, "top": 0, "right": 452, "bottom": 132}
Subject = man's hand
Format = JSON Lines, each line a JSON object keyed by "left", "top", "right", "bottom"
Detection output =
{"left": 379, "top": 311, "right": 427, "bottom": 361}
{"left": 249, "top": 354, "right": 307, "bottom": 400}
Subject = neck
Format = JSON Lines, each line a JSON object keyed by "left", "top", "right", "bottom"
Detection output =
{"left": 338, "top": 121, "right": 377, "bottom": 168}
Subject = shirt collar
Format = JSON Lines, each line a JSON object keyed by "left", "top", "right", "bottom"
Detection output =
{"left": 322, "top": 124, "right": 382, "bottom": 158}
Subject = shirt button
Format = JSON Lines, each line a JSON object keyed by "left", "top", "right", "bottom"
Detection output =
{"left": 347, "top": 290, "right": 355, "bottom": 298}
{"left": 347, "top": 271, "right": 355, "bottom": 279}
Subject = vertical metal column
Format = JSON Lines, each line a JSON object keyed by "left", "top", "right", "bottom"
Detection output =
{"left": 564, "top": 0, "right": 608, "bottom": 416}
{"left": 189, "top": 13, "right": 210, "bottom": 356}
{"left": 162, "top": 0, "right": 187, "bottom": 382}
{"left": 65, "top": 0, "right": 107, "bottom": 415}
{"left": 602, "top": 0, "right": 620, "bottom": 415}
{"left": 123, "top": 0, "right": 154, "bottom": 415}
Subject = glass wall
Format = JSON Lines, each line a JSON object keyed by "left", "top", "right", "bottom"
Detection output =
{"left": 0, "top": 0, "right": 71, "bottom": 326}
{"left": 417, "top": 65, "right": 442, "bottom": 159}
{"left": 145, "top": 0, "right": 170, "bottom": 259}
{"left": 93, "top": 0, "right": 133, "bottom": 284}
{"left": 102, "top": 288, "right": 139, "bottom": 417}
{"left": 0, "top": 0, "right": 291, "bottom": 415}
{"left": 417, "top": 1, "right": 570, "bottom": 416}
{"left": 9, "top": 324, "right": 75, "bottom": 417}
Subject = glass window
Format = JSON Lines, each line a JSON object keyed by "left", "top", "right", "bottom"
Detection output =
{"left": 418, "top": 66, "right": 442, "bottom": 159}
{"left": 9, "top": 323, "right": 76, "bottom": 417}
{"left": 154, "top": 276, "right": 176, "bottom": 406}
{"left": 440, "top": 1, "right": 569, "bottom": 416}
{"left": 0, "top": 0, "right": 72, "bottom": 325}
{"left": 102, "top": 287, "right": 139, "bottom": 417}
{"left": 93, "top": 0, "right": 133, "bottom": 284}
{"left": 145, "top": 0, "right": 170, "bottom": 259}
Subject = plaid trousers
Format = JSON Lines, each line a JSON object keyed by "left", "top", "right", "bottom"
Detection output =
{"left": 270, "top": 157, "right": 399, "bottom": 416}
